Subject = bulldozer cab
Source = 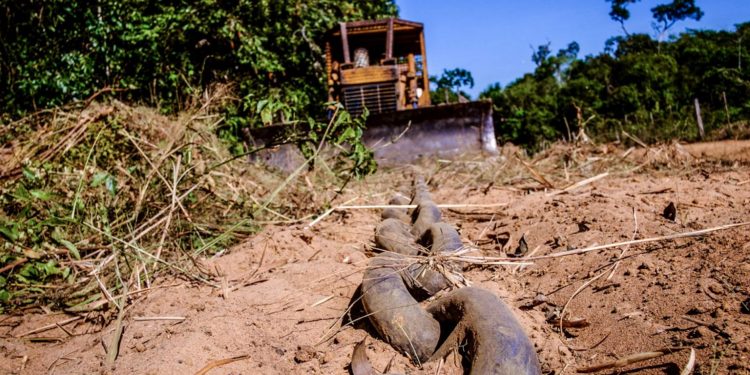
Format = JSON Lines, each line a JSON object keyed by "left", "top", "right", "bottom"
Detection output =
{"left": 326, "top": 18, "right": 431, "bottom": 116}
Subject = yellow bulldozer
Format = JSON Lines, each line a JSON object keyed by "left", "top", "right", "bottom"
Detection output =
{"left": 249, "top": 18, "right": 498, "bottom": 169}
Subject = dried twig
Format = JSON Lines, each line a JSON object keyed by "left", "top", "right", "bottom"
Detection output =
{"left": 559, "top": 270, "right": 607, "bottom": 348}
{"left": 513, "top": 245, "right": 541, "bottom": 274}
{"left": 105, "top": 282, "right": 128, "bottom": 369}
{"left": 577, "top": 347, "right": 690, "bottom": 373}
{"left": 607, "top": 208, "right": 638, "bottom": 280}
{"left": 307, "top": 202, "right": 508, "bottom": 228}
{"left": 193, "top": 354, "right": 251, "bottom": 375}
{"left": 518, "top": 157, "right": 555, "bottom": 189}
{"left": 16, "top": 316, "right": 83, "bottom": 337}
{"left": 464, "top": 221, "right": 750, "bottom": 263}
{"left": 681, "top": 348, "right": 696, "bottom": 375}
{"left": 548, "top": 172, "right": 609, "bottom": 196}
{"left": 133, "top": 316, "right": 186, "bottom": 322}
{"left": 0, "top": 257, "right": 28, "bottom": 274}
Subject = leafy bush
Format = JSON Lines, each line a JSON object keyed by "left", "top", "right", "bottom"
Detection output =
{"left": 482, "top": 23, "right": 750, "bottom": 150}
{"left": 0, "top": 0, "right": 395, "bottom": 312}
{"left": 0, "top": 98, "right": 369, "bottom": 312}
{"left": 0, "top": 0, "right": 396, "bottom": 133}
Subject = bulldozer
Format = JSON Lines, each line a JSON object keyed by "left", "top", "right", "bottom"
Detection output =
{"left": 248, "top": 18, "right": 497, "bottom": 169}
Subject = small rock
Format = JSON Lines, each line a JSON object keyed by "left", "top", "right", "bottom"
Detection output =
{"left": 663, "top": 202, "right": 677, "bottom": 221}
{"left": 294, "top": 229, "right": 313, "bottom": 244}
{"left": 134, "top": 342, "right": 146, "bottom": 352}
{"left": 508, "top": 234, "right": 529, "bottom": 257}
{"left": 317, "top": 351, "right": 332, "bottom": 365}
{"left": 696, "top": 326, "right": 712, "bottom": 339}
{"left": 294, "top": 345, "right": 316, "bottom": 363}
{"left": 577, "top": 220, "right": 590, "bottom": 232}
{"left": 686, "top": 307, "right": 702, "bottom": 315}
{"left": 741, "top": 298, "right": 750, "bottom": 314}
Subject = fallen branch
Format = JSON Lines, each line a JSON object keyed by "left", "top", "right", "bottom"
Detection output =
{"left": 577, "top": 346, "right": 690, "bottom": 373}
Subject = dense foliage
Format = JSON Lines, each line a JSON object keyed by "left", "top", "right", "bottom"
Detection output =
{"left": 1, "top": 1, "right": 395, "bottom": 311}
{"left": 482, "top": 24, "right": 750, "bottom": 150}
{"left": 0, "top": 0, "right": 396, "bottom": 134}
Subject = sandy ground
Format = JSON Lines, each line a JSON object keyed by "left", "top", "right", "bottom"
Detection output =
{"left": 2, "top": 140, "right": 750, "bottom": 375}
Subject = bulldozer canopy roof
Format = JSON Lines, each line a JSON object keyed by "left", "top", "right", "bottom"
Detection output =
{"left": 327, "top": 18, "right": 424, "bottom": 61}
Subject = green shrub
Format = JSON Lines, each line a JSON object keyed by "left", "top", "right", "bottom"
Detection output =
{"left": 1, "top": 0, "right": 396, "bottom": 133}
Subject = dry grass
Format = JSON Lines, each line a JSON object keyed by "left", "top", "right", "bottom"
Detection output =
{"left": 0, "top": 88, "right": 359, "bottom": 317}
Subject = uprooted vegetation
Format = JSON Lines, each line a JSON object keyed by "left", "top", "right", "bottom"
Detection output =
{"left": 0, "top": 100, "right": 741, "bottom": 316}
{"left": 2, "top": 131, "right": 750, "bottom": 373}
{"left": 0, "top": 92, "right": 370, "bottom": 313}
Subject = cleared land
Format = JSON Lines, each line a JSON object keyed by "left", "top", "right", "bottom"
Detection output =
{"left": 2, "top": 140, "right": 750, "bottom": 374}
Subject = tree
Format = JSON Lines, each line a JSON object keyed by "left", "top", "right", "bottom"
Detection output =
{"left": 431, "top": 68, "right": 474, "bottom": 104}
{"left": 607, "top": 0, "right": 704, "bottom": 40}
{"left": 651, "top": 0, "right": 704, "bottom": 40}
{"left": 531, "top": 42, "right": 552, "bottom": 67}
{"left": 607, "top": 0, "right": 641, "bottom": 35}
{"left": 483, "top": 21, "right": 750, "bottom": 150}
{"left": 0, "top": 0, "right": 397, "bottom": 125}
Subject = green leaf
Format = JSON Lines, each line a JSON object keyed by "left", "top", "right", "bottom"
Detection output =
{"left": 12, "top": 185, "right": 32, "bottom": 201}
{"left": 42, "top": 260, "right": 60, "bottom": 276}
{"left": 58, "top": 238, "right": 80, "bottom": 260}
{"left": 91, "top": 172, "right": 108, "bottom": 187}
{"left": 22, "top": 167, "right": 37, "bottom": 181}
{"left": 0, "top": 224, "right": 20, "bottom": 242}
{"left": 104, "top": 175, "right": 117, "bottom": 196}
{"left": 30, "top": 189, "right": 52, "bottom": 201}
{"left": 0, "top": 290, "right": 10, "bottom": 303}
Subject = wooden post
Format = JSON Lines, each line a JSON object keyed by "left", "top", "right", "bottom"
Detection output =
{"left": 407, "top": 53, "right": 418, "bottom": 107}
{"left": 325, "top": 41, "right": 334, "bottom": 104}
{"left": 694, "top": 98, "right": 705, "bottom": 139}
{"left": 340, "top": 22, "right": 351, "bottom": 64}
{"left": 419, "top": 30, "right": 430, "bottom": 106}
{"left": 385, "top": 18, "right": 394, "bottom": 60}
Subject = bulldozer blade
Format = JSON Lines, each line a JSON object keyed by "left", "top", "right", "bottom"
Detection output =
{"left": 363, "top": 100, "right": 498, "bottom": 165}
{"left": 245, "top": 100, "right": 498, "bottom": 172}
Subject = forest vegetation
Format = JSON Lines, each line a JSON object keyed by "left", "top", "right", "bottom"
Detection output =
{"left": 0, "top": 0, "right": 748, "bottom": 310}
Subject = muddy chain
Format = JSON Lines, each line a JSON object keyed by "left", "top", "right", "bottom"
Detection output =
{"left": 354, "top": 177, "right": 542, "bottom": 374}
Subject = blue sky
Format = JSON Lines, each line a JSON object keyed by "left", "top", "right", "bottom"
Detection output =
{"left": 397, "top": 0, "right": 749, "bottom": 97}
